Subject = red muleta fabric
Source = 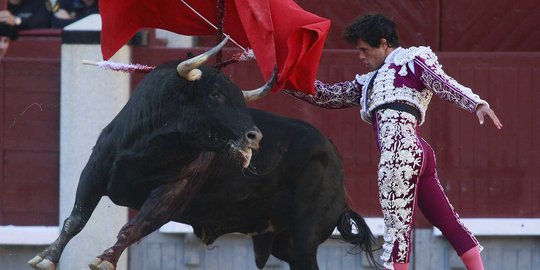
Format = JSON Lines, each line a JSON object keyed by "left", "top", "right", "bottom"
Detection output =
{"left": 99, "top": 0, "right": 330, "bottom": 94}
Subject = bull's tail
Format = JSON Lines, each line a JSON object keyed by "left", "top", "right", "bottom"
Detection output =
{"left": 336, "top": 208, "right": 381, "bottom": 269}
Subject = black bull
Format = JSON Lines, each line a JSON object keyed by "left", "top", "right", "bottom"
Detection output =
{"left": 28, "top": 60, "right": 378, "bottom": 270}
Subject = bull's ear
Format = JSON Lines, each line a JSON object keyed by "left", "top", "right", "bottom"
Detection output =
{"left": 243, "top": 65, "right": 277, "bottom": 102}
{"left": 177, "top": 37, "right": 229, "bottom": 81}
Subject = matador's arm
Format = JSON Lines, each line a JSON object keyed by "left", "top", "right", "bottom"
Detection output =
{"left": 282, "top": 80, "right": 361, "bottom": 109}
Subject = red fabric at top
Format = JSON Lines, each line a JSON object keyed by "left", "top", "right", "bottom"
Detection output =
{"left": 99, "top": 0, "right": 330, "bottom": 94}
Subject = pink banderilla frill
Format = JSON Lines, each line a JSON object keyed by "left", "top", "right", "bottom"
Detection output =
{"left": 82, "top": 60, "right": 155, "bottom": 73}
{"left": 83, "top": 49, "right": 255, "bottom": 74}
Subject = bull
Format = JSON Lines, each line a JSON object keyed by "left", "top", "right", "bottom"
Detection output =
{"left": 28, "top": 38, "right": 378, "bottom": 270}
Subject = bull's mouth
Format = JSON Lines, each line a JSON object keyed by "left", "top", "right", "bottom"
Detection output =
{"left": 226, "top": 128, "right": 262, "bottom": 169}
{"left": 228, "top": 142, "right": 259, "bottom": 169}
{"left": 238, "top": 147, "right": 253, "bottom": 168}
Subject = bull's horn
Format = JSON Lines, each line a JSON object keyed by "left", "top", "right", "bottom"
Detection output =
{"left": 243, "top": 65, "right": 278, "bottom": 102}
{"left": 177, "top": 36, "right": 229, "bottom": 81}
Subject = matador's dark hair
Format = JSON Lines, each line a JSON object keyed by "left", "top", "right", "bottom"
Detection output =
{"left": 343, "top": 13, "right": 400, "bottom": 48}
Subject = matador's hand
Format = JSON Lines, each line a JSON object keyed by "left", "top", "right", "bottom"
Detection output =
{"left": 476, "top": 104, "right": 502, "bottom": 129}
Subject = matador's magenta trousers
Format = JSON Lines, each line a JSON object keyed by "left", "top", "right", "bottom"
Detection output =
{"left": 373, "top": 108, "right": 482, "bottom": 269}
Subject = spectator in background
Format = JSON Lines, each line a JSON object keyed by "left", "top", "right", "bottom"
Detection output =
{"left": 0, "top": 0, "right": 52, "bottom": 30}
{"left": 0, "top": 22, "right": 18, "bottom": 58}
{"left": 52, "top": 0, "right": 98, "bottom": 28}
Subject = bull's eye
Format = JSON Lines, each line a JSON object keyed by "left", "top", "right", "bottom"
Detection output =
{"left": 209, "top": 91, "right": 225, "bottom": 103}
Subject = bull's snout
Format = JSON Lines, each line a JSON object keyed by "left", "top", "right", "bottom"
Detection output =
{"left": 245, "top": 127, "right": 262, "bottom": 149}
{"left": 238, "top": 127, "right": 262, "bottom": 169}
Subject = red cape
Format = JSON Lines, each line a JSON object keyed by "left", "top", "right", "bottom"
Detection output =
{"left": 99, "top": 0, "right": 330, "bottom": 94}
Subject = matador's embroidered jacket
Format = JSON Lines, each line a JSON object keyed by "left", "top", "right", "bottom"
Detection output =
{"left": 285, "top": 46, "right": 489, "bottom": 124}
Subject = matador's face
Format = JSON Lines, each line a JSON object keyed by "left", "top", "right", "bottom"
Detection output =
{"left": 355, "top": 39, "right": 390, "bottom": 71}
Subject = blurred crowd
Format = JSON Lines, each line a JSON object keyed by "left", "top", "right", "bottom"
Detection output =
{"left": 0, "top": 0, "right": 99, "bottom": 57}
{"left": 1, "top": 0, "right": 98, "bottom": 29}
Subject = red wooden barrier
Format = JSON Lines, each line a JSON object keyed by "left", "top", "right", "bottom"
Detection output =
{"left": 0, "top": 57, "right": 60, "bottom": 225}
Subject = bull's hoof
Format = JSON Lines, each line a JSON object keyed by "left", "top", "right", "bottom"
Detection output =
{"left": 28, "top": 256, "right": 56, "bottom": 270}
{"left": 88, "top": 258, "right": 115, "bottom": 270}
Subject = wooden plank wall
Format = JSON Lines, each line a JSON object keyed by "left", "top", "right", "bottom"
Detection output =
{"left": 431, "top": 53, "right": 540, "bottom": 218}
{"left": 0, "top": 21, "right": 61, "bottom": 224}
{"left": 438, "top": 0, "right": 540, "bottom": 51}
{"left": 299, "top": 0, "right": 540, "bottom": 51}
{"left": 200, "top": 0, "right": 540, "bottom": 52}
{"left": 0, "top": 58, "right": 60, "bottom": 225}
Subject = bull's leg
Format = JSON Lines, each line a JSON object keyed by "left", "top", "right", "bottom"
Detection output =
{"left": 289, "top": 156, "right": 346, "bottom": 270}
{"left": 89, "top": 175, "right": 202, "bottom": 270}
{"left": 271, "top": 229, "right": 319, "bottom": 270}
{"left": 270, "top": 231, "right": 294, "bottom": 267}
{"left": 90, "top": 152, "right": 214, "bottom": 270}
{"left": 88, "top": 182, "right": 179, "bottom": 270}
{"left": 288, "top": 215, "right": 340, "bottom": 270}
{"left": 291, "top": 226, "right": 320, "bottom": 270}
{"left": 252, "top": 232, "right": 275, "bottom": 269}
{"left": 29, "top": 168, "right": 105, "bottom": 270}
